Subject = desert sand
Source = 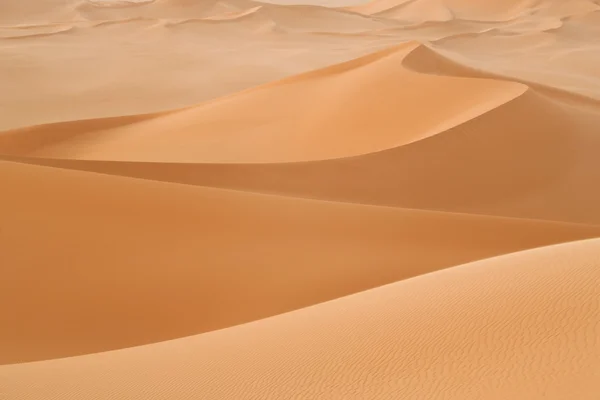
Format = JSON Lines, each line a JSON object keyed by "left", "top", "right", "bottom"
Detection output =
{"left": 1, "top": 0, "right": 599, "bottom": 399}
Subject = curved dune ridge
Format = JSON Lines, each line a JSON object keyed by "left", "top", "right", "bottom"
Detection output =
{"left": 0, "top": 43, "right": 528, "bottom": 162}
{"left": 2, "top": 0, "right": 600, "bottom": 399}
{"left": 3, "top": 238, "right": 600, "bottom": 399}
{"left": 2, "top": 159, "right": 600, "bottom": 364}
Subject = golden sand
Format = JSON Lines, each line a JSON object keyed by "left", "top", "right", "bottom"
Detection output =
{"left": 1, "top": 0, "right": 599, "bottom": 398}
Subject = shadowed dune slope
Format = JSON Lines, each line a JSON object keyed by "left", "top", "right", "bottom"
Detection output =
{"left": 3, "top": 45, "right": 599, "bottom": 224}
{"left": 0, "top": 44, "right": 525, "bottom": 163}
{"left": 3, "top": 160, "right": 599, "bottom": 364}
{"left": 3, "top": 237, "right": 599, "bottom": 399}
{"left": 7, "top": 79, "right": 600, "bottom": 224}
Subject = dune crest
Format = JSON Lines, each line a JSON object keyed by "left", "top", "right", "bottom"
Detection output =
{"left": 7, "top": 78, "right": 599, "bottom": 224}
{"left": 0, "top": 43, "right": 527, "bottom": 162}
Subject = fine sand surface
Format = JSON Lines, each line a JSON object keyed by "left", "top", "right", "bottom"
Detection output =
{"left": 1, "top": 0, "right": 600, "bottom": 399}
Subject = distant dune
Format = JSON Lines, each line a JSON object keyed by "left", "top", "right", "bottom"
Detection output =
{"left": 1, "top": 0, "right": 599, "bottom": 399}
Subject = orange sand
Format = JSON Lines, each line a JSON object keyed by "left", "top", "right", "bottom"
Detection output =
{"left": 1, "top": 0, "right": 599, "bottom": 399}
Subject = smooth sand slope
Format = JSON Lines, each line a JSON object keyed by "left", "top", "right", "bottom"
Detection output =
{"left": 3, "top": 238, "right": 599, "bottom": 399}
{"left": 4, "top": 55, "right": 599, "bottom": 224}
{"left": 2, "top": 0, "right": 600, "bottom": 399}
{"left": 3, "top": 159, "right": 599, "bottom": 364}
{"left": 0, "top": 43, "right": 526, "bottom": 162}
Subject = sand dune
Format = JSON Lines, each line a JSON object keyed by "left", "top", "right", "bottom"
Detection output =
{"left": 5, "top": 58, "right": 599, "bottom": 224}
{"left": 2, "top": 0, "right": 600, "bottom": 398}
{"left": 350, "top": 0, "right": 545, "bottom": 21}
{"left": 3, "top": 238, "right": 599, "bottom": 399}
{"left": 0, "top": 43, "right": 527, "bottom": 162}
{"left": 0, "top": 8, "right": 403, "bottom": 130}
{"left": 4, "top": 159, "right": 599, "bottom": 364}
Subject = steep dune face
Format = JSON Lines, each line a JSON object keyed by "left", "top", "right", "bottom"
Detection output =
{"left": 3, "top": 238, "right": 599, "bottom": 399}
{"left": 7, "top": 57, "right": 599, "bottom": 224}
{"left": 179, "top": 88, "right": 599, "bottom": 224}
{"left": 4, "top": 160, "right": 598, "bottom": 364}
{"left": 2, "top": 0, "right": 600, "bottom": 398}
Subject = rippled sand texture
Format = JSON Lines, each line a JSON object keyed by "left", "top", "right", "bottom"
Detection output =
{"left": 1, "top": 0, "right": 600, "bottom": 399}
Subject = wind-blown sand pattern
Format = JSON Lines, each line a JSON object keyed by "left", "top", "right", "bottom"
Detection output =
{"left": 1, "top": 0, "right": 599, "bottom": 399}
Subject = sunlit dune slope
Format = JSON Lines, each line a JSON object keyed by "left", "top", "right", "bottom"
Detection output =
{"left": 3, "top": 237, "right": 599, "bottom": 399}
{"left": 156, "top": 86, "right": 600, "bottom": 225}
{"left": 3, "top": 0, "right": 598, "bottom": 130}
{"left": 0, "top": 1, "right": 402, "bottom": 131}
{"left": 7, "top": 44, "right": 600, "bottom": 224}
{"left": 1, "top": 159, "right": 598, "bottom": 364}
{"left": 0, "top": 43, "right": 526, "bottom": 162}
